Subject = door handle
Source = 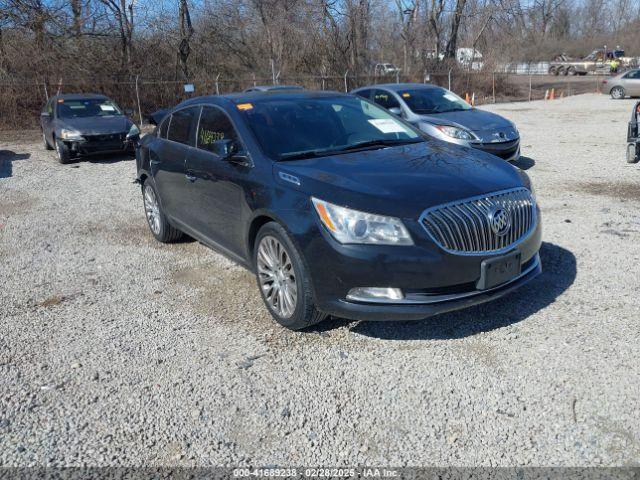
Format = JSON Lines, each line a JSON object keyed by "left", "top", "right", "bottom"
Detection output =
{"left": 185, "top": 173, "right": 197, "bottom": 182}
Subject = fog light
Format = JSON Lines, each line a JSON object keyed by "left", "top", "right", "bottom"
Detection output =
{"left": 347, "top": 287, "right": 404, "bottom": 302}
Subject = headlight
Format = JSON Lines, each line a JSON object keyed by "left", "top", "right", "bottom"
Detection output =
{"left": 311, "top": 197, "right": 413, "bottom": 245}
{"left": 435, "top": 125, "right": 476, "bottom": 140}
{"left": 127, "top": 124, "right": 140, "bottom": 138}
{"left": 60, "top": 128, "right": 83, "bottom": 141}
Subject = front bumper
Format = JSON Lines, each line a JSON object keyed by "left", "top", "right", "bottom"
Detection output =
{"left": 472, "top": 139, "right": 520, "bottom": 162}
{"left": 64, "top": 134, "right": 139, "bottom": 156}
{"left": 299, "top": 213, "right": 542, "bottom": 322}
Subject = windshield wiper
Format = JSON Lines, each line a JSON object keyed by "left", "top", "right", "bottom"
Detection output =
{"left": 279, "top": 149, "right": 333, "bottom": 161}
{"left": 332, "top": 138, "right": 423, "bottom": 153}
{"left": 278, "top": 139, "right": 422, "bottom": 161}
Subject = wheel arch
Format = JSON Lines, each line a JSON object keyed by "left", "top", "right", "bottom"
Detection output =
{"left": 247, "top": 214, "right": 278, "bottom": 260}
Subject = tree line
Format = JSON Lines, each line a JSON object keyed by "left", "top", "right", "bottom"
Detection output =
{"left": 1, "top": 0, "right": 639, "bottom": 83}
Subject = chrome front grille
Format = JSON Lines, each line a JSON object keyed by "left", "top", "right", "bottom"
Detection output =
{"left": 420, "top": 188, "right": 536, "bottom": 254}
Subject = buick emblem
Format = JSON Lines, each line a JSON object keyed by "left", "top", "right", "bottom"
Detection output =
{"left": 488, "top": 206, "right": 511, "bottom": 236}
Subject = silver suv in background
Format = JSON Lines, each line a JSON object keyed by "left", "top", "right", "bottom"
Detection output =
{"left": 352, "top": 83, "right": 520, "bottom": 162}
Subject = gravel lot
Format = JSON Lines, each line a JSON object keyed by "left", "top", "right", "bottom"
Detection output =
{"left": 1, "top": 93, "right": 639, "bottom": 468}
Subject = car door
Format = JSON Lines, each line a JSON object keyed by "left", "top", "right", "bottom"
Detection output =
{"left": 623, "top": 70, "right": 640, "bottom": 96}
{"left": 151, "top": 106, "right": 199, "bottom": 223}
{"left": 184, "top": 105, "right": 250, "bottom": 255}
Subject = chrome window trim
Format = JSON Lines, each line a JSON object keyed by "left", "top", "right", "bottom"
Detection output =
{"left": 418, "top": 187, "right": 537, "bottom": 256}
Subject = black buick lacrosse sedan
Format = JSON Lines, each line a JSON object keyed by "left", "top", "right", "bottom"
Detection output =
{"left": 136, "top": 91, "right": 541, "bottom": 330}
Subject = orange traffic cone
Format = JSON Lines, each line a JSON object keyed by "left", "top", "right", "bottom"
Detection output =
{"left": 550, "top": 88, "right": 555, "bottom": 100}
{"left": 465, "top": 92, "right": 470, "bottom": 104}
{"left": 471, "top": 92, "right": 475, "bottom": 106}
{"left": 544, "top": 89, "right": 549, "bottom": 100}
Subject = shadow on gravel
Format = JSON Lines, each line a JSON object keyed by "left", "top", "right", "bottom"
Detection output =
{"left": 330, "top": 242, "right": 576, "bottom": 340}
{"left": 0, "top": 150, "right": 30, "bottom": 178}
{"left": 85, "top": 152, "right": 135, "bottom": 164}
{"left": 512, "top": 156, "right": 535, "bottom": 170}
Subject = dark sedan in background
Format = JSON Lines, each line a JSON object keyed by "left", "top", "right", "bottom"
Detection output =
{"left": 41, "top": 93, "right": 140, "bottom": 163}
{"left": 352, "top": 83, "right": 521, "bottom": 162}
{"left": 136, "top": 90, "right": 541, "bottom": 330}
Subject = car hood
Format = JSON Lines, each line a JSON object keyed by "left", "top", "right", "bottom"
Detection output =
{"left": 417, "top": 109, "right": 518, "bottom": 142}
{"left": 57, "top": 116, "right": 132, "bottom": 135}
{"left": 275, "top": 141, "right": 528, "bottom": 219}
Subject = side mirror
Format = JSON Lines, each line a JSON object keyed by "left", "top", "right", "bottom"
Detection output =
{"left": 388, "top": 107, "right": 402, "bottom": 116}
{"left": 211, "top": 139, "right": 239, "bottom": 158}
{"left": 124, "top": 108, "right": 135, "bottom": 117}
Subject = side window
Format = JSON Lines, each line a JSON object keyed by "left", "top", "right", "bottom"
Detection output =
{"left": 196, "top": 106, "right": 240, "bottom": 154}
{"left": 355, "top": 89, "right": 373, "bottom": 100}
{"left": 372, "top": 90, "right": 401, "bottom": 110}
{"left": 159, "top": 116, "right": 170, "bottom": 138}
{"left": 167, "top": 106, "right": 199, "bottom": 145}
{"left": 624, "top": 70, "right": 640, "bottom": 80}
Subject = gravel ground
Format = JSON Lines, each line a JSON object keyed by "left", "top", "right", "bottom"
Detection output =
{"left": 1, "top": 93, "right": 639, "bottom": 468}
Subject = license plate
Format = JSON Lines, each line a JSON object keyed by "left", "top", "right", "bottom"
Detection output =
{"left": 476, "top": 251, "right": 522, "bottom": 290}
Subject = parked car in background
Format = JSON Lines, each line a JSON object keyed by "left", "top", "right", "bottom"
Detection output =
{"left": 603, "top": 69, "right": 640, "bottom": 99}
{"left": 40, "top": 93, "right": 139, "bottom": 164}
{"left": 136, "top": 90, "right": 540, "bottom": 330}
{"left": 353, "top": 83, "right": 520, "bottom": 161}
{"left": 374, "top": 63, "right": 401, "bottom": 76}
{"left": 243, "top": 85, "right": 305, "bottom": 92}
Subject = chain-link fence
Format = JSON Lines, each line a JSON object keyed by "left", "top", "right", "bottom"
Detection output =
{"left": 0, "top": 70, "right": 608, "bottom": 130}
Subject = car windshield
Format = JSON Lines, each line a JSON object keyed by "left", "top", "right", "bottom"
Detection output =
{"left": 238, "top": 95, "right": 423, "bottom": 160}
{"left": 400, "top": 88, "right": 472, "bottom": 114}
{"left": 57, "top": 98, "right": 123, "bottom": 118}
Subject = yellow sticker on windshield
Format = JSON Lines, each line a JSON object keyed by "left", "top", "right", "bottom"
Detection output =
{"left": 237, "top": 103, "right": 253, "bottom": 110}
{"left": 401, "top": 93, "right": 411, "bottom": 98}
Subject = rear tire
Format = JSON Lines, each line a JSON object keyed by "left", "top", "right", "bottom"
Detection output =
{"left": 557, "top": 66, "right": 565, "bottom": 76}
{"left": 254, "top": 222, "right": 327, "bottom": 330}
{"left": 567, "top": 66, "right": 576, "bottom": 76}
{"left": 611, "top": 86, "right": 625, "bottom": 99}
{"left": 549, "top": 66, "right": 558, "bottom": 76}
{"left": 142, "top": 181, "right": 183, "bottom": 243}
{"left": 627, "top": 143, "right": 639, "bottom": 164}
{"left": 55, "top": 138, "right": 72, "bottom": 164}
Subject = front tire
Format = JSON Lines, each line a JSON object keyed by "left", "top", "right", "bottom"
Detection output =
{"left": 611, "top": 86, "right": 625, "bottom": 99}
{"left": 55, "top": 138, "right": 72, "bottom": 164}
{"left": 142, "top": 181, "right": 183, "bottom": 243}
{"left": 254, "top": 222, "right": 327, "bottom": 330}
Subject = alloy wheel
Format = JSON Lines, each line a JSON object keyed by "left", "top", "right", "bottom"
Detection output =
{"left": 612, "top": 87, "right": 624, "bottom": 99}
{"left": 143, "top": 184, "right": 161, "bottom": 235}
{"left": 257, "top": 235, "right": 297, "bottom": 318}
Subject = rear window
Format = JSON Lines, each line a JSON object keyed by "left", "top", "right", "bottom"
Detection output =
{"left": 167, "top": 107, "right": 199, "bottom": 145}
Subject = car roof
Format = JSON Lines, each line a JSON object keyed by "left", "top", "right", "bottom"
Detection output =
{"left": 354, "top": 83, "right": 441, "bottom": 92}
{"left": 177, "top": 90, "right": 348, "bottom": 109}
{"left": 51, "top": 93, "right": 110, "bottom": 101}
